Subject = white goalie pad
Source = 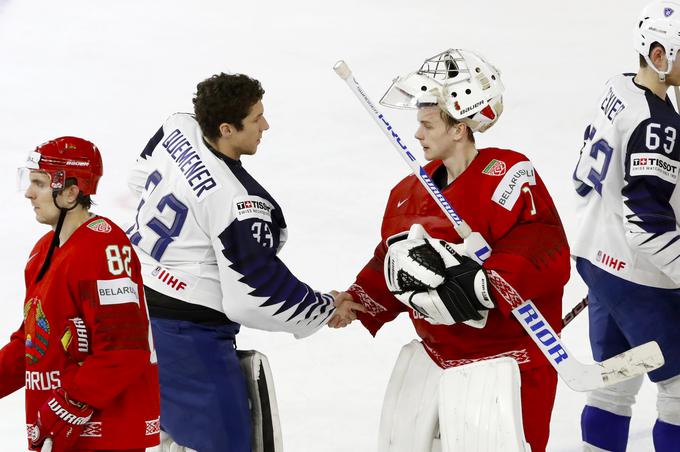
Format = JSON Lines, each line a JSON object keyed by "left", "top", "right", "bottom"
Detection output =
{"left": 439, "top": 357, "right": 530, "bottom": 452}
{"left": 237, "top": 350, "right": 283, "bottom": 452}
{"left": 379, "top": 340, "right": 443, "bottom": 452}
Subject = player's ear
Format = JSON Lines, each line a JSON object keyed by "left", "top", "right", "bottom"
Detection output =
{"left": 218, "top": 122, "right": 233, "bottom": 138}
{"left": 451, "top": 122, "right": 468, "bottom": 141}
{"left": 650, "top": 45, "right": 669, "bottom": 71}
{"left": 66, "top": 185, "right": 81, "bottom": 204}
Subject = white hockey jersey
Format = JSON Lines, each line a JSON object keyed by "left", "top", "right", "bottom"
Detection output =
{"left": 127, "top": 113, "right": 335, "bottom": 337}
{"left": 572, "top": 74, "right": 680, "bottom": 288}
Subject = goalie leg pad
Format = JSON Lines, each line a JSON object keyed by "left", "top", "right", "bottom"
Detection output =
{"left": 237, "top": 350, "right": 284, "bottom": 452}
{"left": 439, "top": 357, "right": 530, "bottom": 452}
{"left": 379, "top": 340, "right": 442, "bottom": 452}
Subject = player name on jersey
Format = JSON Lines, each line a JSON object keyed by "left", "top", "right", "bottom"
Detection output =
{"left": 600, "top": 86, "right": 626, "bottom": 122}
{"left": 162, "top": 129, "right": 218, "bottom": 200}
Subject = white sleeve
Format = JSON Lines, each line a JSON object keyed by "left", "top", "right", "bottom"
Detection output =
{"left": 128, "top": 126, "right": 164, "bottom": 198}
{"left": 207, "top": 192, "right": 336, "bottom": 338}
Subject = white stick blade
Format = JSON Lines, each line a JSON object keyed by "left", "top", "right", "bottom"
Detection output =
{"left": 599, "top": 341, "right": 664, "bottom": 386}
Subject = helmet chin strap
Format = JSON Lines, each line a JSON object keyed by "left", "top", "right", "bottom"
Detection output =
{"left": 643, "top": 53, "right": 675, "bottom": 82}
{"left": 35, "top": 192, "right": 79, "bottom": 283}
{"left": 647, "top": 54, "right": 680, "bottom": 110}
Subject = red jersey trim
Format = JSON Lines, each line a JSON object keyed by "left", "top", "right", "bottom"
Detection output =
{"left": 81, "top": 421, "right": 103, "bottom": 437}
{"left": 487, "top": 270, "right": 525, "bottom": 309}
{"left": 423, "top": 341, "right": 531, "bottom": 368}
{"left": 349, "top": 284, "right": 387, "bottom": 316}
{"left": 145, "top": 417, "right": 161, "bottom": 436}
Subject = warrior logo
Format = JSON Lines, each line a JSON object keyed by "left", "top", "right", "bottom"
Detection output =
{"left": 24, "top": 297, "right": 50, "bottom": 365}
{"left": 665, "top": 7, "right": 674, "bottom": 17}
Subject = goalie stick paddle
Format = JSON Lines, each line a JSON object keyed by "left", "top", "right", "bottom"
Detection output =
{"left": 333, "top": 60, "right": 665, "bottom": 392}
{"left": 41, "top": 439, "right": 52, "bottom": 452}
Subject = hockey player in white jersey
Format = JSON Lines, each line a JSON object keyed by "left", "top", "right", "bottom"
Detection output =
{"left": 127, "top": 73, "right": 363, "bottom": 452}
{"left": 572, "top": 2, "right": 680, "bottom": 450}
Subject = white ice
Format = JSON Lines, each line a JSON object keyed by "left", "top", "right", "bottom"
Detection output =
{"left": 0, "top": 1, "right": 662, "bottom": 450}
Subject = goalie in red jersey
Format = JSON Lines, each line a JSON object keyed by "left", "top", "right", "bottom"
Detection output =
{"left": 0, "top": 137, "right": 160, "bottom": 451}
{"left": 332, "top": 49, "right": 570, "bottom": 452}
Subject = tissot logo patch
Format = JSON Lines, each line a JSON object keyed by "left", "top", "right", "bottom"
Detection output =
{"left": 630, "top": 152, "right": 679, "bottom": 183}
{"left": 233, "top": 195, "right": 274, "bottom": 222}
{"left": 97, "top": 278, "right": 139, "bottom": 306}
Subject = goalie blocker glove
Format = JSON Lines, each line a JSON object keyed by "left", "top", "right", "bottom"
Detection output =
{"left": 30, "top": 387, "right": 94, "bottom": 452}
{"left": 385, "top": 224, "right": 494, "bottom": 325}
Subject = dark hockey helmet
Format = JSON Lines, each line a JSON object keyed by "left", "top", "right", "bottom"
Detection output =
{"left": 23, "top": 136, "right": 103, "bottom": 195}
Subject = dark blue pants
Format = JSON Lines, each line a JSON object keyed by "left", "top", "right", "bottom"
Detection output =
{"left": 151, "top": 318, "right": 251, "bottom": 452}
{"left": 576, "top": 258, "right": 680, "bottom": 382}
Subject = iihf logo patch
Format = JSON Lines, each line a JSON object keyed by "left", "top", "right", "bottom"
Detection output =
{"left": 665, "top": 7, "right": 674, "bottom": 17}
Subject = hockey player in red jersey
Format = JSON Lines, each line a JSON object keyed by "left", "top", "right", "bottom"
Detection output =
{"left": 332, "top": 49, "right": 570, "bottom": 451}
{"left": 0, "top": 137, "right": 160, "bottom": 451}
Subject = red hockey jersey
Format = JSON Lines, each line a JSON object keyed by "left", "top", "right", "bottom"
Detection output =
{"left": 348, "top": 148, "right": 570, "bottom": 370}
{"left": 0, "top": 216, "right": 160, "bottom": 450}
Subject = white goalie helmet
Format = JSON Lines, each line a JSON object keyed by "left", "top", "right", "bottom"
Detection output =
{"left": 635, "top": 1, "right": 680, "bottom": 79}
{"left": 380, "top": 48, "right": 504, "bottom": 133}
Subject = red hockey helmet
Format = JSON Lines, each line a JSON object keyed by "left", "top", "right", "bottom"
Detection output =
{"left": 24, "top": 136, "right": 103, "bottom": 196}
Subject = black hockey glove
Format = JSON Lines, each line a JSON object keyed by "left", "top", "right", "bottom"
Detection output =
{"left": 385, "top": 224, "right": 494, "bottom": 326}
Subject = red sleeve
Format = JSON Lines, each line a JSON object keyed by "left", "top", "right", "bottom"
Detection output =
{"left": 60, "top": 231, "right": 152, "bottom": 409}
{"left": 347, "top": 241, "right": 408, "bottom": 336}
{"left": 0, "top": 324, "right": 26, "bottom": 398}
{"left": 482, "top": 175, "right": 570, "bottom": 328}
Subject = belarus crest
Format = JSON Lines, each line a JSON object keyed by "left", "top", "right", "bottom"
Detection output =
{"left": 87, "top": 218, "right": 112, "bottom": 233}
{"left": 482, "top": 159, "right": 507, "bottom": 176}
{"left": 24, "top": 297, "right": 50, "bottom": 364}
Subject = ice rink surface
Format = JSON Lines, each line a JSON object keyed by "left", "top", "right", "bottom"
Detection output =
{"left": 0, "top": 1, "right": 663, "bottom": 450}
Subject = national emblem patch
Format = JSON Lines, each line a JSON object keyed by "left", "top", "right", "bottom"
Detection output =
{"left": 481, "top": 158, "right": 507, "bottom": 176}
{"left": 87, "top": 219, "right": 112, "bottom": 233}
{"left": 24, "top": 297, "right": 50, "bottom": 365}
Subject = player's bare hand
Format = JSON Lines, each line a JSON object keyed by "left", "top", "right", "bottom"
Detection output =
{"left": 328, "top": 291, "right": 367, "bottom": 328}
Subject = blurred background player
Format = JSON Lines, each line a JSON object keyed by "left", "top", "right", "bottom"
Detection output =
{"left": 127, "top": 73, "right": 363, "bottom": 452}
{"left": 571, "top": 1, "right": 680, "bottom": 450}
{"left": 0, "top": 137, "right": 160, "bottom": 451}
{"left": 332, "top": 48, "right": 570, "bottom": 452}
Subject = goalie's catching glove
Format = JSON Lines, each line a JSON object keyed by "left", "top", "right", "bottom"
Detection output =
{"left": 385, "top": 224, "right": 494, "bottom": 326}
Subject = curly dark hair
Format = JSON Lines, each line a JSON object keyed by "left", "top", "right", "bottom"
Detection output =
{"left": 193, "top": 73, "right": 265, "bottom": 141}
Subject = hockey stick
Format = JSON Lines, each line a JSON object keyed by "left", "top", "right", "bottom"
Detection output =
{"left": 333, "top": 60, "right": 665, "bottom": 392}
{"left": 562, "top": 296, "right": 588, "bottom": 327}
{"left": 41, "top": 439, "right": 52, "bottom": 452}
{"left": 332, "top": 62, "right": 492, "bottom": 265}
